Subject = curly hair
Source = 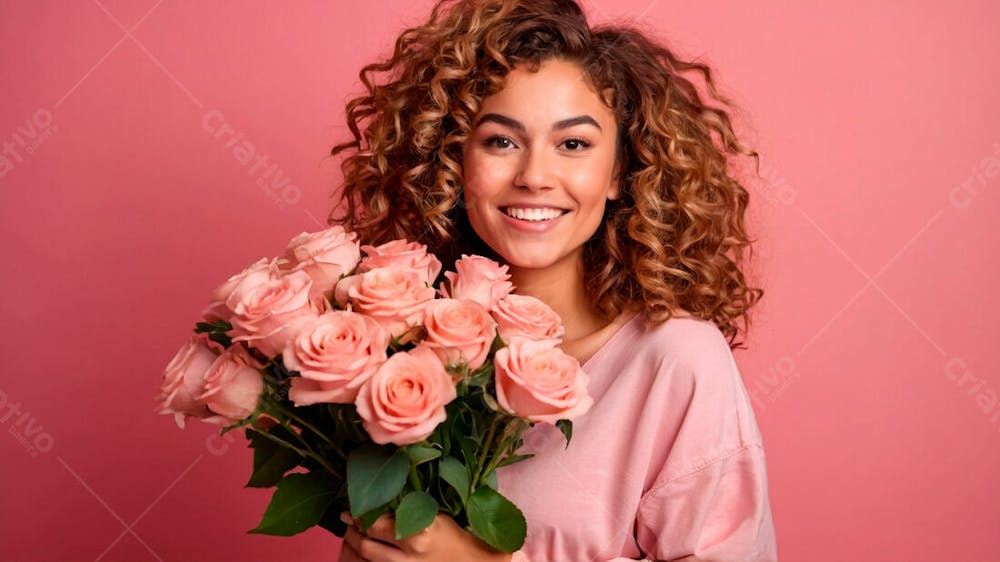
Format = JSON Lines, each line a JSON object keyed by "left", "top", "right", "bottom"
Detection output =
{"left": 327, "top": 0, "right": 764, "bottom": 348}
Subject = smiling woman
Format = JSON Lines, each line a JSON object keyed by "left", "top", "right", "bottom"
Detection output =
{"left": 462, "top": 59, "right": 620, "bottom": 292}
{"left": 328, "top": 0, "right": 775, "bottom": 560}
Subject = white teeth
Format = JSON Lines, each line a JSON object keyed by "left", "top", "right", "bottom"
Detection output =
{"left": 504, "top": 207, "right": 564, "bottom": 221}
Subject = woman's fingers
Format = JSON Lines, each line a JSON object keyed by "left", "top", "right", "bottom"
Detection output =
{"left": 336, "top": 537, "right": 365, "bottom": 562}
{"left": 340, "top": 512, "right": 510, "bottom": 561}
{"left": 364, "top": 513, "right": 435, "bottom": 555}
{"left": 343, "top": 519, "right": 407, "bottom": 562}
{"left": 341, "top": 526, "right": 364, "bottom": 557}
{"left": 364, "top": 514, "right": 401, "bottom": 544}
{"left": 338, "top": 512, "right": 364, "bottom": 561}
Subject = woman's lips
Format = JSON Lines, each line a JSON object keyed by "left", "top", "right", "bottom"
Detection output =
{"left": 500, "top": 206, "right": 569, "bottom": 222}
{"left": 498, "top": 206, "right": 569, "bottom": 233}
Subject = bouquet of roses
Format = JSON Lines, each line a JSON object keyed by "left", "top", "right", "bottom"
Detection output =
{"left": 153, "top": 225, "right": 592, "bottom": 552}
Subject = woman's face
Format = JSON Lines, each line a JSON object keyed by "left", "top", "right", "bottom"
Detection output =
{"left": 461, "top": 58, "right": 620, "bottom": 275}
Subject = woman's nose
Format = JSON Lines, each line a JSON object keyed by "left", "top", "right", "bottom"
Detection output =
{"left": 513, "top": 148, "right": 556, "bottom": 191}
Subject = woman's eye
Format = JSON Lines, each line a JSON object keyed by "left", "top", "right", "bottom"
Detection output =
{"left": 485, "top": 135, "right": 515, "bottom": 149}
{"left": 562, "top": 138, "right": 590, "bottom": 151}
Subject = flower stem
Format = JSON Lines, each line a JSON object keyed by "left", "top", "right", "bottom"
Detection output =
{"left": 472, "top": 420, "right": 499, "bottom": 490}
{"left": 409, "top": 463, "right": 422, "bottom": 492}
{"left": 248, "top": 427, "right": 342, "bottom": 478}
{"left": 262, "top": 399, "right": 352, "bottom": 462}
{"left": 272, "top": 402, "right": 335, "bottom": 446}
{"left": 481, "top": 418, "right": 528, "bottom": 484}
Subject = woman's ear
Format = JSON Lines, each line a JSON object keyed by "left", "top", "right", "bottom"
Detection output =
{"left": 608, "top": 160, "right": 623, "bottom": 201}
{"left": 608, "top": 122, "right": 625, "bottom": 201}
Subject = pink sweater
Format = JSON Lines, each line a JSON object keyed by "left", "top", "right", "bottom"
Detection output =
{"left": 497, "top": 312, "right": 777, "bottom": 561}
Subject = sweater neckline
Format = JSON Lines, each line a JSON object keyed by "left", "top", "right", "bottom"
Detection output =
{"left": 580, "top": 309, "right": 644, "bottom": 372}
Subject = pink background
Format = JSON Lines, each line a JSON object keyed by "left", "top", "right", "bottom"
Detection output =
{"left": 1, "top": 0, "right": 998, "bottom": 560}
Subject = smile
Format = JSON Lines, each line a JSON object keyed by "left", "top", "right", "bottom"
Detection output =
{"left": 501, "top": 207, "right": 568, "bottom": 222}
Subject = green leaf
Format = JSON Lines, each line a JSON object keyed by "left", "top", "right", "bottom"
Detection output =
{"left": 436, "top": 408, "right": 456, "bottom": 457}
{"left": 248, "top": 473, "right": 337, "bottom": 536}
{"left": 438, "top": 456, "right": 470, "bottom": 506}
{"left": 357, "top": 504, "right": 390, "bottom": 532}
{"left": 194, "top": 319, "right": 234, "bottom": 348}
{"left": 467, "top": 486, "right": 526, "bottom": 553}
{"left": 405, "top": 444, "right": 442, "bottom": 466}
{"left": 195, "top": 319, "right": 232, "bottom": 334}
{"left": 347, "top": 446, "right": 409, "bottom": 517}
{"left": 246, "top": 426, "right": 303, "bottom": 488}
{"left": 458, "top": 436, "right": 479, "bottom": 472}
{"left": 481, "top": 392, "right": 500, "bottom": 412}
{"left": 496, "top": 453, "right": 534, "bottom": 469}
{"left": 484, "top": 470, "right": 499, "bottom": 490}
{"left": 556, "top": 419, "right": 573, "bottom": 448}
{"left": 394, "top": 491, "right": 439, "bottom": 539}
{"left": 465, "top": 365, "right": 492, "bottom": 388}
{"left": 488, "top": 332, "right": 505, "bottom": 355}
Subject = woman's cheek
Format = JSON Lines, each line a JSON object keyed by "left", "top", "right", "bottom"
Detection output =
{"left": 462, "top": 165, "right": 491, "bottom": 207}
{"left": 462, "top": 182, "right": 493, "bottom": 239}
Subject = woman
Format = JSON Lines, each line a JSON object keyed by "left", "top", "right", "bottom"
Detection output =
{"left": 332, "top": 0, "right": 776, "bottom": 560}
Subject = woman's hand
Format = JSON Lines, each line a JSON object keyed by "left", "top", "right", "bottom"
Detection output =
{"left": 337, "top": 512, "right": 513, "bottom": 562}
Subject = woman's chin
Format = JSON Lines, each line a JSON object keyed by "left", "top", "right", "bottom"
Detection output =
{"left": 495, "top": 249, "right": 580, "bottom": 276}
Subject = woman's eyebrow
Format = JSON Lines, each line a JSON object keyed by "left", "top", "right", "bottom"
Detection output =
{"left": 554, "top": 115, "right": 602, "bottom": 131}
{"left": 474, "top": 113, "right": 602, "bottom": 132}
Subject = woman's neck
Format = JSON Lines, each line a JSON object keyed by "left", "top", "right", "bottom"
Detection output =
{"left": 508, "top": 256, "right": 606, "bottom": 343}
{"left": 508, "top": 256, "right": 639, "bottom": 366}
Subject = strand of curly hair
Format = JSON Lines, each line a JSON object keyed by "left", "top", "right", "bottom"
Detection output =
{"left": 327, "top": 0, "right": 764, "bottom": 349}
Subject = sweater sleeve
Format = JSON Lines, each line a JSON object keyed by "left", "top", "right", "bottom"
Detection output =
{"left": 632, "top": 319, "right": 778, "bottom": 561}
{"left": 507, "top": 453, "right": 776, "bottom": 562}
{"left": 634, "top": 443, "right": 777, "bottom": 561}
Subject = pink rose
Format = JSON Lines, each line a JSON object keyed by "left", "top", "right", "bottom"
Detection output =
{"left": 358, "top": 239, "right": 442, "bottom": 286}
{"left": 229, "top": 270, "right": 328, "bottom": 357}
{"left": 441, "top": 255, "right": 513, "bottom": 309}
{"left": 197, "top": 345, "right": 265, "bottom": 424}
{"left": 423, "top": 298, "right": 497, "bottom": 371}
{"left": 202, "top": 258, "right": 279, "bottom": 323}
{"left": 154, "top": 333, "right": 224, "bottom": 429}
{"left": 334, "top": 268, "right": 435, "bottom": 341}
{"left": 355, "top": 343, "right": 457, "bottom": 445}
{"left": 493, "top": 337, "right": 592, "bottom": 424}
{"left": 285, "top": 311, "right": 391, "bottom": 406}
{"left": 280, "top": 226, "right": 361, "bottom": 302}
{"left": 491, "top": 294, "right": 565, "bottom": 343}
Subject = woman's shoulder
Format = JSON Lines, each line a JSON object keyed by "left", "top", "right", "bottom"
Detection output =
{"left": 630, "top": 309, "right": 766, "bottom": 472}
{"left": 585, "top": 306, "right": 742, "bottom": 401}
{"left": 588, "top": 306, "right": 764, "bottom": 477}
{"left": 626, "top": 308, "right": 736, "bottom": 371}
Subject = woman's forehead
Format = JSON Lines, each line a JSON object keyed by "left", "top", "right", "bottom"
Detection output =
{"left": 475, "top": 59, "right": 617, "bottom": 126}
